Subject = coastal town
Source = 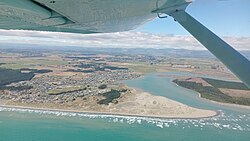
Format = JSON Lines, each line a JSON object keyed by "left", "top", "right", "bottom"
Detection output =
{"left": 1, "top": 70, "right": 140, "bottom": 104}
{"left": 0, "top": 46, "right": 249, "bottom": 118}
{"left": 0, "top": 47, "right": 212, "bottom": 106}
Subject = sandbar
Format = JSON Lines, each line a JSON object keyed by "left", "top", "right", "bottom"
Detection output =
{"left": 0, "top": 88, "right": 217, "bottom": 119}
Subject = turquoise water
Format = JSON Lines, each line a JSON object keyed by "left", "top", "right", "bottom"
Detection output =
{"left": 125, "top": 73, "right": 249, "bottom": 113}
{"left": 0, "top": 72, "right": 250, "bottom": 141}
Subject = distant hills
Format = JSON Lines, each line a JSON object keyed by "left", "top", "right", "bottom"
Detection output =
{"left": 0, "top": 43, "right": 249, "bottom": 60}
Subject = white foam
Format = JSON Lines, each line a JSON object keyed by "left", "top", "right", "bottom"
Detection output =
{"left": 1, "top": 106, "right": 250, "bottom": 131}
{"left": 156, "top": 122, "right": 164, "bottom": 128}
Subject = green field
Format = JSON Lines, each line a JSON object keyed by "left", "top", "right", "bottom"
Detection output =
{"left": 121, "top": 62, "right": 168, "bottom": 73}
{"left": 1, "top": 58, "right": 67, "bottom": 69}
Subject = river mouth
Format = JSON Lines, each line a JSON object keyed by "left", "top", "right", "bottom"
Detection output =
{"left": 1, "top": 72, "right": 250, "bottom": 141}
{"left": 125, "top": 72, "right": 250, "bottom": 113}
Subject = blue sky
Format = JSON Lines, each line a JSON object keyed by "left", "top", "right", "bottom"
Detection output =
{"left": 136, "top": 0, "right": 250, "bottom": 37}
{"left": 0, "top": 0, "right": 249, "bottom": 50}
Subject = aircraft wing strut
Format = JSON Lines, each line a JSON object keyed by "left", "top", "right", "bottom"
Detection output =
{"left": 170, "top": 10, "right": 250, "bottom": 88}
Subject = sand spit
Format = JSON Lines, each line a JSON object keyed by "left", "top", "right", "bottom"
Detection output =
{"left": 0, "top": 89, "right": 217, "bottom": 119}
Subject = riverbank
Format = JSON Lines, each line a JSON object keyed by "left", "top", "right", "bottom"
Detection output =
{"left": 0, "top": 88, "right": 217, "bottom": 119}
{"left": 173, "top": 77, "right": 250, "bottom": 106}
{"left": 199, "top": 94, "right": 250, "bottom": 110}
{"left": 173, "top": 82, "right": 250, "bottom": 110}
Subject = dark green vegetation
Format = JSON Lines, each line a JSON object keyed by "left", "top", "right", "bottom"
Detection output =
{"left": 0, "top": 85, "right": 33, "bottom": 91}
{"left": 0, "top": 67, "right": 52, "bottom": 90}
{"left": 103, "top": 66, "right": 128, "bottom": 70}
{"left": 66, "top": 64, "right": 128, "bottom": 73}
{"left": 66, "top": 56, "right": 98, "bottom": 60}
{"left": 48, "top": 87, "right": 87, "bottom": 95}
{"left": 20, "top": 68, "right": 53, "bottom": 74}
{"left": 66, "top": 69, "right": 95, "bottom": 73}
{"left": 98, "top": 89, "right": 123, "bottom": 105}
{"left": 77, "top": 63, "right": 128, "bottom": 71}
{"left": 98, "top": 84, "right": 107, "bottom": 89}
{"left": 203, "top": 78, "right": 250, "bottom": 90}
{"left": 0, "top": 63, "right": 6, "bottom": 66}
{"left": 173, "top": 78, "right": 250, "bottom": 106}
{"left": 0, "top": 68, "right": 35, "bottom": 87}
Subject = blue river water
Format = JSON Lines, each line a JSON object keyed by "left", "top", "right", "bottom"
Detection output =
{"left": 0, "top": 72, "right": 249, "bottom": 141}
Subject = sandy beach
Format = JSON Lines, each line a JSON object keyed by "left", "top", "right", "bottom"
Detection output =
{"left": 0, "top": 88, "right": 217, "bottom": 119}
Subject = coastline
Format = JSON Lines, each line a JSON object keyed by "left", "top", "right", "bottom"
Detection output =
{"left": 0, "top": 88, "right": 218, "bottom": 119}
{"left": 0, "top": 104, "right": 219, "bottom": 120}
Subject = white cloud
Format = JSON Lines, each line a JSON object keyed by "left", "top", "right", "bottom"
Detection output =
{"left": 0, "top": 29, "right": 249, "bottom": 50}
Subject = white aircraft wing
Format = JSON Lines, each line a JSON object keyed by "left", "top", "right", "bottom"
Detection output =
{"left": 0, "top": 0, "right": 250, "bottom": 88}
{"left": 0, "top": 0, "right": 164, "bottom": 33}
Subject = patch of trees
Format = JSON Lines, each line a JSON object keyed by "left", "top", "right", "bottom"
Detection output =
{"left": 77, "top": 63, "right": 96, "bottom": 68}
{"left": 0, "top": 85, "right": 33, "bottom": 91}
{"left": 103, "top": 66, "right": 128, "bottom": 70}
{"left": 20, "top": 68, "right": 53, "bottom": 74}
{"left": 66, "top": 56, "right": 98, "bottom": 60}
{"left": 202, "top": 78, "right": 249, "bottom": 90}
{"left": 173, "top": 79, "right": 250, "bottom": 106}
{"left": 48, "top": 87, "right": 87, "bottom": 95}
{"left": 0, "top": 68, "right": 35, "bottom": 86}
{"left": 98, "top": 84, "right": 107, "bottom": 89}
{"left": 98, "top": 89, "right": 122, "bottom": 105}
{"left": 67, "top": 63, "right": 128, "bottom": 73}
{"left": 65, "top": 69, "right": 95, "bottom": 73}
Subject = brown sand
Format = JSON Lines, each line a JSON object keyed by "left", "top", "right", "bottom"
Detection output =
{"left": 0, "top": 88, "right": 217, "bottom": 119}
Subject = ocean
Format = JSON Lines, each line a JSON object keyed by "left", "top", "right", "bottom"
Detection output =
{"left": 0, "top": 72, "right": 249, "bottom": 141}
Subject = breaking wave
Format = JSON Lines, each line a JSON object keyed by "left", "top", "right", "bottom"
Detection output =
{"left": 0, "top": 106, "right": 249, "bottom": 131}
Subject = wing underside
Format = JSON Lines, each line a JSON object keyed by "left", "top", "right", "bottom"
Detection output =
{"left": 0, "top": 0, "right": 166, "bottom": 33}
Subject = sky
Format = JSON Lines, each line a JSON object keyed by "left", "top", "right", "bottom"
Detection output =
{"left": 0, "top": 0, "right": 249, "bottom": 50}
{"left": 137, "top": 0, "right": 250, "bottom": 37}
